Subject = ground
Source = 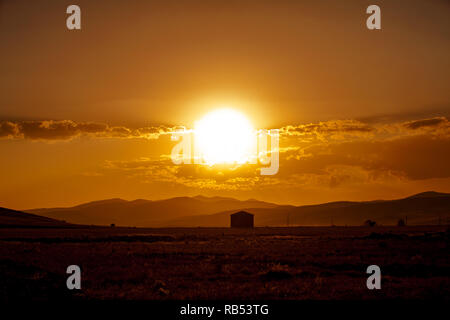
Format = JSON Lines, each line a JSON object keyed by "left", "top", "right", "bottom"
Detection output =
{"left": 0, "top": 226, "right": 448, "bottom": 301}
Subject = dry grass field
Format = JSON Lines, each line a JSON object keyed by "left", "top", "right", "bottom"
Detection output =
{"left": 0, "top": 226, "right": 449, "bottom": 301}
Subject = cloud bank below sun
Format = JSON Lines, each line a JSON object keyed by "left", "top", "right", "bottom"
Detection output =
{"left": 1, "top": 115, "right": 448, "bottom": 209}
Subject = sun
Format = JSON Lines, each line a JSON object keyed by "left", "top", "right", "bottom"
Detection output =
{"left": 195, "top": 109, "right": 255, "bottom": 165}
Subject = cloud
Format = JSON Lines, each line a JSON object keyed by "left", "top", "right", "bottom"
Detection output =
{"left": 280, "top": 117, "right": 450, "bottom": 144}
{"left": 0, "top": 121, "right": 19, "bottom": 138}
{"left": 403, "top": 117, "right": 448, "bottom": 130}
{"left": 2, "top": 116, "right": 448, "bottom": 142}
{"left": 0, "top": 120, "right": 179, "bottom": 141}
{"left": 19, "top": 120, "right": 81, "bottom": 140}
{"left": 104, "top": 157, "right": 164, "bottom": 170}
{"left": 97, "top": 116, "right": 450, "bottom": 192}
{"left": 280, "top": 120, "right": 375, "bottom": 140}
{"left": 103, "top": 157, "right": 276, "bottom": 191}
{"left": 4, "top": 116, "right": 449, "bottom": 192}
{"left": 280, "top": 134, "right": 450, "bottom": 181}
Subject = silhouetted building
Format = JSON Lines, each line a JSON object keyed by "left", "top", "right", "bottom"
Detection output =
{"left": 364, "top": 219, "right": 377, "bottom": 227}
{"left": 230, "top": 211, "right": 254, "bottom": 228}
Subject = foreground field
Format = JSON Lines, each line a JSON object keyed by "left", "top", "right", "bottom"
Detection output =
{"left": 0, "top": 226, "right": 449, "bottom": 300}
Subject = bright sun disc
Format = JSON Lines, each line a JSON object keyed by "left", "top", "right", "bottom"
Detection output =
{"left": 195, "top": 109, "right": 255, "bottom": 165}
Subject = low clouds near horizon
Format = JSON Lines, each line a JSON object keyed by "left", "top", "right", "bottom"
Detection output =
{"left": 89, "top": 116, "right": 450, "bottom": 191}
{"left": 1, "top": 116, "right": 449, "bottom": 208}
{"left": 1, "top": 116, "right": 448, "bottom": 141}
{"left": 0, "top": 120, "right": 181, "bottom": 140}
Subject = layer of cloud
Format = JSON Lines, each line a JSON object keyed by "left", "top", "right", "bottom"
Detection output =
{"left": 2, "top": 117, "right": 449, "bottom": 192}
{"left": 103, "top": 157, "right": 267, "bottom": 190}
{"left": 281, "top": 134, "right": 450, "bottom": 181}
{"left": 279, "top": 117, "right": 450, "bottom": 142}
{"left": 279, "top": 119, "right": 375, "bottom": 140}
{"left": 97, "top": 117, "right": 450, "bottom": 192}
{"left": 0, "top": 120, "right": 181, "bottom": 140}
{"left": 403, "top": 117, "right": 448, "bottom": 130}
{"left": 1, "top": 117, "right": 448, "bottom": 142}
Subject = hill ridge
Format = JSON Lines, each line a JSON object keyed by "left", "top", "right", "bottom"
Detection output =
{"left": 16, "top": 191, "right": 450, "bottom": 227}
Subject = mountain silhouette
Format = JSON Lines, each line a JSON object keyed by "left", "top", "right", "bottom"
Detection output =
{"left": 23, "top": 191, "right": 450, "bottom": 227}
{"left": 163, "top": 192, "right": 450, "bottom": 227}
{"left": 0, "top": 207, "right": 70, "bottom": 227}
{"left": 26, "top": 196, "right": 278, "bottom": 226}
{"left": 405, "top": 191, "right": 448, "bottom": 199}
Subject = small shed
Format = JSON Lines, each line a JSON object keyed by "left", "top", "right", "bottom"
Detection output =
{"left": 230, "top": 211, "right": 254, "bottom": 228}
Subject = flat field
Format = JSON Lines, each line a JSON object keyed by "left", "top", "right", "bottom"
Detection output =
{"left": 0, "top": 226, "right": 448, "bottom": 300}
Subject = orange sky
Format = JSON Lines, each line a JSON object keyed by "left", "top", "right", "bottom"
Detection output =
{"left": 0, "top": 0, "right": 449, "bottom": 209}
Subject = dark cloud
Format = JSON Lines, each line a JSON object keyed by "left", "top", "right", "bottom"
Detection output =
{"left": 76, "top": 122, "right": 109, "bottom": 133}
{"left": 0, "top": 121, "right": 19, "bottom": 138}
{"left": 20, "top": 120, "right": 79, "bottom": 140}
{"left": 0, "top": 120, "right": 176, "bottom": 140}
{"left": 356, "top": 106, "right": 450, "bottom": 125}
{"left": 280, "top": 120, "right": 375, "bottom": 140}
{"left": 404, "top": 117, "right": 448, "bottom": 130}
{"left": 281, "top": 134, "right": 450, "bottom": 181}
{"left": 2, "top": 117, "right": 447, "bottom": 142}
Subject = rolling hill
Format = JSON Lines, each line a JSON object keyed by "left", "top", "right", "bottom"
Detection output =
{"left": 24, "top": 192, "right": 450, "bottom": 227}
{"left": 0, "top": 207, "right": 70, "bottom": 228}
{"left": 166, "top": 192, "right": 450, "bottom": 227}
{"left": 26, "top": 196, "right": 278, "bottom": 226}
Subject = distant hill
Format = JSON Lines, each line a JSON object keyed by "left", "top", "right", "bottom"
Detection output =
{"left": 24, "top": 192, "right": 450, "bottom": 227}
{"left": 165, "top": 192, "right": 450, "bottom": 227}
{"left": 0, "top": 207, "right": 70, "bottom": 228}
{"left": 26, "top": 196, "right": 278, "bottom": 226}
{"left": 405, "top": 191, "right": 449, "bottom": 199}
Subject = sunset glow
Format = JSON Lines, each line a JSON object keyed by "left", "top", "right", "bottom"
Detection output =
{"left": 0, "top": 0, "right": 449, "bottom": 305}
{"left": 0, "top": 0, "right": 448, "bottom": 210}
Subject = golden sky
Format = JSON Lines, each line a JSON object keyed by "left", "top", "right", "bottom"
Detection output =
{"left": 0, "top": 0, "right": 449, "bottom": 209}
